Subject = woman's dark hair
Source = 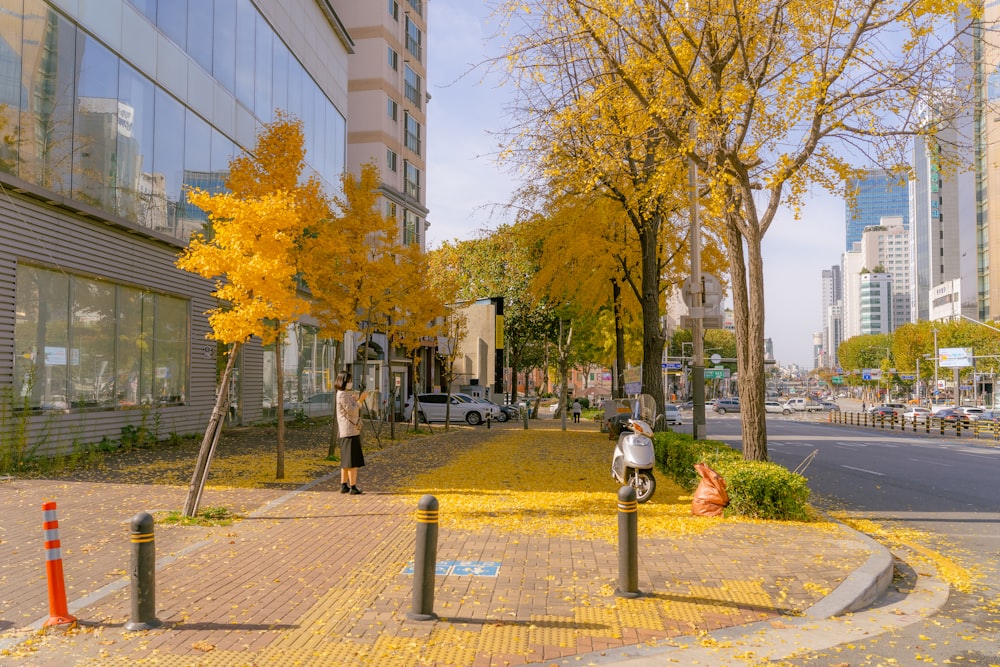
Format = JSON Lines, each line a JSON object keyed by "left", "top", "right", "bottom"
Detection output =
{"left": 334, "top": 371, "right": 352, "bottom": 391}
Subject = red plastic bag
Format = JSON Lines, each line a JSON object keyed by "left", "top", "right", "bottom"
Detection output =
{"left": 691, "top": 462, "right": 729, "bottom": 517}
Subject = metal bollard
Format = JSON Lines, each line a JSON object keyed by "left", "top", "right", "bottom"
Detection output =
{"left": 407, "top": 495, "right": 439, "bottom": 621}
{"left": 125, "top": 512, "right": 161, "bottom": 631}
{"left": 523, "top": 403, "right": 529, "bottom": 430}
{"left": 41, "top": 501, "right": 77, "bottom": 627}
{"left": 615, "top": 486, "right": 642, "bottom": 598}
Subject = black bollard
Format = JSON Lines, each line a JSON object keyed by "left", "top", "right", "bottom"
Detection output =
{"left": 523, "top": 403, "right": 529, "bottom": 430}
{"left": 615, "top": 486, "right": 642, "bottom": 598}
{"left": 125, "top": 512, "right": 161, "bottom": 631}
{"left": 408, "top": 495, "right": 439, "bottom": 620}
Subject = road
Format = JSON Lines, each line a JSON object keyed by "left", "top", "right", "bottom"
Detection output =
{"left": 694, "top": 411, "right": 1000, "bottom": 665}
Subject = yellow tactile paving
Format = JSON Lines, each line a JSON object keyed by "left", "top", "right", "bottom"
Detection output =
{"left": 616, "top": 596, "right": 668, "bottom": 631}
{"left": 475, "top": 622, "right": 532, "bottom": 655}
{"left": 527, "top": 614, "right": 579, "bottom": 647}
{"left": 574, "top": 605, "right": 621, "bottom": 637}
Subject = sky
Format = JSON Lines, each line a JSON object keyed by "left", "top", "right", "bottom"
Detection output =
{"left": 425, "top": 1, "right": 846, "bottom": 369}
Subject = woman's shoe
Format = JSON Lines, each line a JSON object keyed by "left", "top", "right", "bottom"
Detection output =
{"left": 341, "top": 483, "right": 350, "bottom": 494}
{"left": 349, "top": 486, "right": 363, "bottom": 495}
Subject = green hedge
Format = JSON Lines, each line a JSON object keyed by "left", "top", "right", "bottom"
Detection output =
{"left": 653, "top": 431, "right": 811, "bottom": 521}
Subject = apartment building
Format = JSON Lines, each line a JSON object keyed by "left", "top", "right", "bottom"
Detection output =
{"left": 0, "top": 0, "right": 352, "bottom": 452}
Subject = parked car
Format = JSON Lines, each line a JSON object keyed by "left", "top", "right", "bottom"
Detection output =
{"left": 931, "top": 408, "right": 969, "bottom": 424}
{"left": 285, "top": 392, "right": 334, "bottom": 417}
{"left": 818, "top": 401, "right": 841, "bottom": 412}
{"left": 953, "top": 406, "right": 986, "bottom": 421}
{"left": 764, "top": 400, "right": 790, "bottom": 415}
{"left": 901, "top": 407, "right": 931, "bottom": 422}
{"left": 713, "top": 397, "right": 740, "bottom": 414}
{"left": 458, "top": 394, "right": 520, "bottom": 422}
{"left": 870, "top": 403, "right": 905, "bottom": 416}
{"left": 677, "top": 400, "right": 694, "bottom": 411}
{"left": 403, "top": 393, "right": 491, "bottom": 425}
{"left": 453, "top": 393, "right": 498, "bottom": 421}
{"left": 663, "top": 404, "right": 682, "bottom": 425}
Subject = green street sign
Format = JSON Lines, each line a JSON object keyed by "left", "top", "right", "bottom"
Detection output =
{"left": 704, "top": 368, "right": 728, "bottom": 380}
{"left": 831, "top": 376, "right": 844, "bottom": 384}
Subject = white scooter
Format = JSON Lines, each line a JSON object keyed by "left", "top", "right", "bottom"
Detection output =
{"left": 611, "top": 397, "right": 657, "bottom": 503}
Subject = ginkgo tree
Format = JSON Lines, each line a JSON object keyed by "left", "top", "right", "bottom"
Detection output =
{"left": 177, "top": 113, "right": 325, "bottom": 515}
{"left": 301, "top": 162, "right": 436, "bottom": 451}
{"left": 500, "top": 0, "right": 975, "bottom": 460}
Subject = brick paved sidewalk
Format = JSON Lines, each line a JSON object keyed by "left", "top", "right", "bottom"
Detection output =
{"left": 0, "top": 424, "right": 874, "bottom": 667}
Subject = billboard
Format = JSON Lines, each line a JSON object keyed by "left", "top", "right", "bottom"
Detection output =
{"left": 939, "top": 347, "right": 973, "bottom": 368}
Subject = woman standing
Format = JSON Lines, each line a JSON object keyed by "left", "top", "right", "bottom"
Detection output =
{"left": 335, "top": 370, "right": 367, "bottom": 495}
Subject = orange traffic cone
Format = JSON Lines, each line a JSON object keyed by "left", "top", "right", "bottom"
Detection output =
{"left": 41, "top": 501, "right": 77, "bottom": 627}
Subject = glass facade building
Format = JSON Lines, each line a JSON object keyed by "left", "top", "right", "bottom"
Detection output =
{"left": 845, "top": 169, "right": 910, "bottom": 251}
{"left": 0, "top": 0, "right": 351, "bottom": 452}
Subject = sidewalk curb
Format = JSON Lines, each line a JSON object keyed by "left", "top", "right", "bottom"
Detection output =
{"left": 546, "top": 518, "right": 901, "bottom": 666}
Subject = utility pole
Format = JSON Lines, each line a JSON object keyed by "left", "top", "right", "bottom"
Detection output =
{"left": 688, "top": 123, "right": 705, "bottom": 440}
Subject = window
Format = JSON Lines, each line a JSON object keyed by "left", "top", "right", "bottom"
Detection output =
{"left": 387, "top": 96, "right": 398, "bottom": 121}
{"left": 389, "top": 0, "right": 399, "bottom": 20}
{"left": 404, "top": 65, "right": 421, "bottom": 109}
{"left": 404, "top": 209, "right": 421, "bottom": 245}
{"left": 385, "top": 200, "right": 397, "bottom": 219}
{"left": 407, "top": 0, "right": 423, "bottom": 16}
{"left": 404, "top": 161, "right": 420, "bottom": 199}
{"left": 405, "top": 16, "right": 422, "bottom": 61}
{"left": 15, "top": 264, "right": 190, "bottom": 411}
{"left": 388, "top": 47, "right": 398, "bottom": 71}
{"left": 386, "top": 149, "right": 398, "bottom": 172}
{"left": 404, "top": 113, "right": 421, "bottom": 154}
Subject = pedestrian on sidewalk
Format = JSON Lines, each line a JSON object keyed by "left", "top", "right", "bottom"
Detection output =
{"left": 571, "top": 399, "right": 582, "bottom": 423}
{"left": 335, "top": 370, "right": 367, "bottom": 495}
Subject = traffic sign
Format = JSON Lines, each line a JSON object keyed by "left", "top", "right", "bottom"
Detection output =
{"left": 662, "top": 362, "right": 682, "bottom": 370}
{"left": 704, "top": 368, "right": 728, "bottom": 380}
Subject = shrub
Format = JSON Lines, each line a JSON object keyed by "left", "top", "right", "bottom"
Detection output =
{"left": 653, "top": 431, "right": 811, "bottom": 521}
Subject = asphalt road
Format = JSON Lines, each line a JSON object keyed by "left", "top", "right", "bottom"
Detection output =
{"left": 690, "top": 411, "right": 1000, "bottom": 666}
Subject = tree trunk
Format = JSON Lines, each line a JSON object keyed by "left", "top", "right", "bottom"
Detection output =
{"left": 182, "top": 342, "right": 240, "bottom": 517}
{"left": 613, "top": 278, "right": 625, "bottom": 399}
{"left": 725, "top": 214, "right": 768, "bottom": 462}
{"left": 275, "top": 327, "right": 286, "bottom": 479}
{"left": 638, "top": 217, "right": 665, "bottom": 411}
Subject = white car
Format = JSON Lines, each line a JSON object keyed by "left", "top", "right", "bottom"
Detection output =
{"left": 663, "top": 404, "right": 682, "bottom": 425}
{"left": 765, "top": 400, "right": 790, "bottom": 415}
{"left": 954, "top": 406, "right": 986, "bottom": 421}
{"left": 901, "top": 407, "right": 931, "bottom": 422}
{"left": 403, "top": 393, "right": 492, "bottom": 425}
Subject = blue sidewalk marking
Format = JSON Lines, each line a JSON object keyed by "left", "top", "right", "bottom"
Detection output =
{"left": 402, "top": 560, "right": 501, "bottom": 577}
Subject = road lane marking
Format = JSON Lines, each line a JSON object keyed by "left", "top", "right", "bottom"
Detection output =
{"left": 841, "top": 465, "right": 885, "bottom": 476}
{"left": 909, "top": 458, "right": 951, "bottom": 466}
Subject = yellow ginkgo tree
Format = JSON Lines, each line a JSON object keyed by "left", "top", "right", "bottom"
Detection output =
{"left": 177, "top": 113, "right": 323, "bottom": 515}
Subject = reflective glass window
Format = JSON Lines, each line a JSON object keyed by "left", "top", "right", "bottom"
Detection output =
{"left": 329, "top": 106, "right": 345, "bottom": 176}
{"left": 404, "top": 112, "right": 420, "bottom": 155}
{"left": 153, "top": 294, "right": 188, "bottom": 405}
{"left": 212, "top": 0, "right": 236, "bottom": 92}
{"left": 211, "top": 127, "right": 234, "bottom": 189}
{"left": 70, "top": 275, "right": 116, "bottom": 409}
{"left": 152, "top": 87, "right": 185, "bottom": 238}
{"left": 156, "top": 0, "right": 187, "bottom": 49}
{"left": 15, "top": 264, "right": 69, "bottom": 410}
{"left": 73, "top": 33, "right": 119, "bottom": 212}
{"left": 117, "top": 285, "right": 149, "bottom": 406}
{"left": 179, "top": 109, "right": 211, "bottom": 226}
{"left": 404, "top": 160, "right": 419, "bottom": 199}
{"left": 130, "top": 0, "right": 157, "bottom": 23}
{"left": 405, "top": 17, "right": 421, "bottom": 62}
{"left": 234, "top": 0, "right": 255, "bottom": 108}
{"left": 21, "top": 5, "right": 76, "bottom": 195}
{"left": 272, "top": 39, "right": 289, "bottom": 117}
{"left": 404, "top": 65, "right": 421, "bottom": 109}
{"left": 187, "top": 0, "right": 213, "bottom": 73}
{"left": 300, "top": 76, "right": 315, "bottom": 162}
{"left": 313, "top": 82, "right": 325, "bottom": 169}
{"left": 388, "top": 47, "right": 397, "bottom": 71}
{"left": 254, "top": 12, "right": 272, "bottom": 120}
{"left": 117, "top": 63, "right": 156, "bottom": 226}
{"left": 0, "top": 0, "right": 23, "bottom": 176}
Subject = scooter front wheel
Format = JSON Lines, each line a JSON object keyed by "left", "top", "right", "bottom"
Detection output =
{"left": 626, "top": 468, "right": 656, "bottom": 503}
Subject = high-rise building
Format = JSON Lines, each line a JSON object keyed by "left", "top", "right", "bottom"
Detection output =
{"left": 820, "top": 265, "right": 842, "bottom": 367}
{"left": 845, "top": 169, "right": 909, "bottom": 251}
{"left": 911, "top": 100, "right": 977, "bottom": 323}
{"left": 859, "top": 272, "right": 893, "bottom": 335}
{"left": 0, "top": 0, "right": 351, "bottom": 452}
{"left": 335, "top": 0, "right": 429, "bottom": 251}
